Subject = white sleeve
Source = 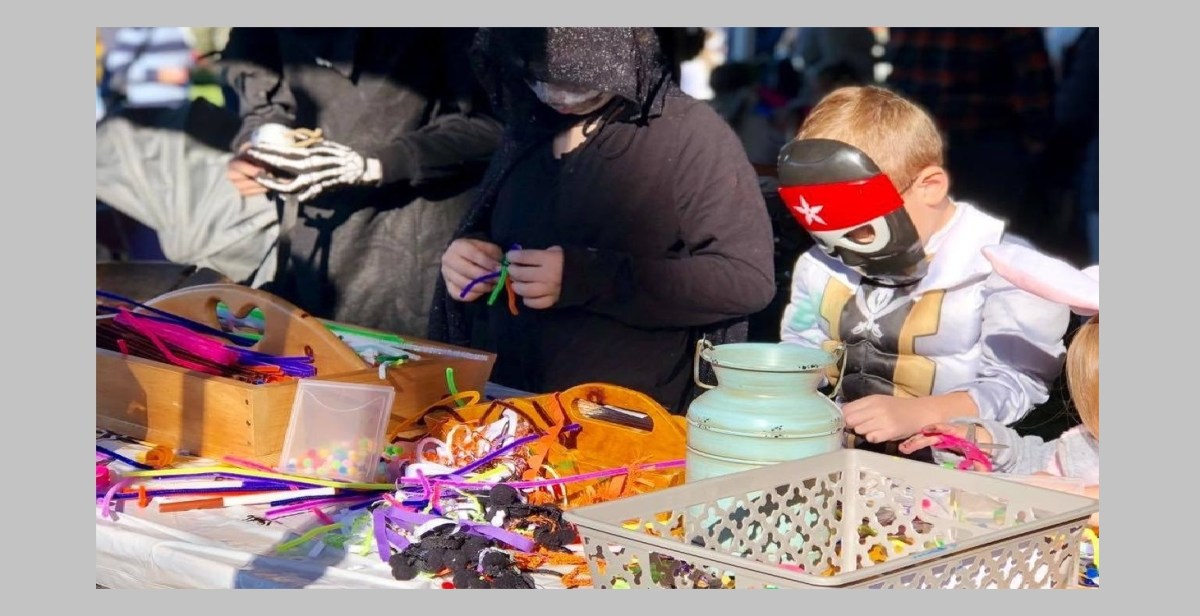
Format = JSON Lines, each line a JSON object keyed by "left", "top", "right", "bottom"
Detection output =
{"left": 949, "top": 271, "right": 1070, "bottom": 424}
{"left": 946, "top": 417, "right": 1058, "bottom": 475}
{"left": 780, "top": 251, "right": 833, "bottom": 350}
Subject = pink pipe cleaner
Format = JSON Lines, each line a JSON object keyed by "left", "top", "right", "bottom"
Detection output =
{"left": 113, "top": 309, "right": 225, "bottom": 374}
{"left": 97, "top": 477, "right": 134, "bottom": 521}
{"left": 116, "top": 309, "right": 239, "bottom": 364}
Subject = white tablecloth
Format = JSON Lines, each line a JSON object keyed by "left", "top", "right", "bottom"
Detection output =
{"left": 96, "top": 497, "right": 442, "bottom": 589}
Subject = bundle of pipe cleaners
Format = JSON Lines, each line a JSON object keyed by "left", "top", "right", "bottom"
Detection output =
{"left": 97, "top": 443, "right": 387, "bottom": 519}
{"left": 100, "top": 438, "right": 593, "bottom": 588}
{"left": 97, "top": 290, "right": 315, "bottom": 383}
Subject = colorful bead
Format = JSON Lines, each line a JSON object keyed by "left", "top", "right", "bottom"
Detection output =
{"left": 284, "top": 439, "right": 379, "bottom": 481}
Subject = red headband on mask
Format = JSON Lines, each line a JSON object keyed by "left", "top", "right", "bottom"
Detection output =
{"left": 778, "top": 174, "right": 904, "bottom": 233}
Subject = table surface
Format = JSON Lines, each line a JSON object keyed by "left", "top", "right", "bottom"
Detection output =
{"left": 95, "top": 433, "right": 571, "bottom": 590}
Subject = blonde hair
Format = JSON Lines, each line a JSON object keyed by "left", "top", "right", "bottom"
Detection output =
{"left": 797, "top": 85, "right": 944, "bottom": 192}
{"left": 1066, "top": 315, "right": 1100, "bottom": 438}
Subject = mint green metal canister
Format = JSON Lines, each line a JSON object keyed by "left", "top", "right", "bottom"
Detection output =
{"left": 685, "top": 340, "right": 845, "bottom": 483}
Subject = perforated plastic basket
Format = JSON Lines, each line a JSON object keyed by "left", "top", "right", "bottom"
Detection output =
{"left": 563, "top": 449, "right": 1097, "bottom": 589}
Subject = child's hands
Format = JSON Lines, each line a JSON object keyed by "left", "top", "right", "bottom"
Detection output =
{"left": 842, "top": 395, "right": 936, "bottom": 443}
{"left": 898, "top": 423, "right": 971, "bottom": 454}
{"left": 227, "top": 144, "right": 270, "bottom": 197}
{"left": 902, "top": 422, "right": 993, "bottom": 470}
{"left": 442, "top": 238, "right": 504, "bottom": 302}
{"left": 507, "top": 246, "right": 564, "bottom": 309}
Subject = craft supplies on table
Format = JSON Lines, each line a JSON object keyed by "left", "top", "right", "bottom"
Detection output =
{"left": 564, "top": 448, "right": 1098, "bottom": 589}
{"left": 95, "top": 379, "right": 695, "bottom": 590}
{"left": 94, "top": 432, "right": 575, "bottom": 589}
{"left": 96, "top": 283, "right": 495, "bottom": 465}
{"left": 278, "top": 380, "right": 394, "bottom": 483}
{"left": 390, "top": 383, "right": 689, "bottom": 509}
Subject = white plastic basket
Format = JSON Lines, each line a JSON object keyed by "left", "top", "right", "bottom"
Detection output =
{"left": 563, "top": 449, "right": 1098, "bottom": 589}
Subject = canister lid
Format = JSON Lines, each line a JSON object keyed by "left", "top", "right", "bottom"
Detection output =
{"left": 702, "top": 342, "right": 834, "bottom": 373}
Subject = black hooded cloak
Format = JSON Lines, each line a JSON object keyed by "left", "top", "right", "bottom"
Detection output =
{"left": 427, "top": 28, "right": 775, "bottom": 412}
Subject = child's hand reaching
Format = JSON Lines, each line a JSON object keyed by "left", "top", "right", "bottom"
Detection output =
{"left": 442, "top": 238, "right": 505, "bottom": 302}
{"left": 843, "top": 395, "right": 938, "bottom": 443}
{"left": 899, "top": 422, "right": 995, "bottom": 472}
{"left": 899, "top": 423, "right": 970, "bottom": 453}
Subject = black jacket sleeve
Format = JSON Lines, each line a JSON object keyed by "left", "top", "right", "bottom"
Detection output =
{"left": 365, "top": 29, "right": 503, "bottom": 188}
{"left": 557, "top": 103, "right": 777, "bottom": 328}
{"left": 369, "top": 114, "right": 503, "bottom": 187}
{"left": 220, "top": 28, "right": 297, "bottom": 152}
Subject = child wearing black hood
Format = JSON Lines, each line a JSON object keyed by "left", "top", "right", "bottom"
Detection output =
{"left": 430, "top": 27, "right": 776, "bottom": 412}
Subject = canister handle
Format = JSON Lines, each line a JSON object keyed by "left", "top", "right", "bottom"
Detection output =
{"left": 827, "top": 342, "right": 848, "bottom": 402}
{"left": 693, "top": 339, "right": 717, "bottom": 390}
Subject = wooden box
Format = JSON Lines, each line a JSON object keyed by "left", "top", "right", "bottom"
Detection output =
{"left": 96, "top": 284, "right": 495, "bottom": 465}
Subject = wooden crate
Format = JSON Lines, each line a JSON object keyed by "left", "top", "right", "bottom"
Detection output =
{"left": 96, "top": 284, "right": 495, "bottom": 465}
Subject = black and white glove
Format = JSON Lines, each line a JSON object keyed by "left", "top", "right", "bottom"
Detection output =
{"left": 244, "top": 125, "right": 383, "bottom": 203}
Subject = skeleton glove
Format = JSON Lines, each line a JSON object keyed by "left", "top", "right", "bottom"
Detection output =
{"left": 244, "top": 125, "right": 383, "bottom": 203}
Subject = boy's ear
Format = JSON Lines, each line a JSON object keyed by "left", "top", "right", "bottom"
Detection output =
{"left": 910, "top": 165, "right": 949, "bottom": 206}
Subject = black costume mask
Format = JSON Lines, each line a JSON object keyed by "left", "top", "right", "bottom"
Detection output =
{"left": 777, "top": 138, "right": 928, "bottom": 287}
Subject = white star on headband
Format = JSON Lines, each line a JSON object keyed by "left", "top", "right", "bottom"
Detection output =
{"left": 793, "top": 197, "right": 826, "bottom": 226}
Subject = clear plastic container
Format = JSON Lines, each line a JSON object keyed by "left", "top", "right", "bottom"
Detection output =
{"left": 278, "top": 380, "right": 395, "bottom": 483}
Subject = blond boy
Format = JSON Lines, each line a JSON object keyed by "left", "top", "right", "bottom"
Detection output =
{"left": 777, "top": 86, "right": 1069, "bottom": 450}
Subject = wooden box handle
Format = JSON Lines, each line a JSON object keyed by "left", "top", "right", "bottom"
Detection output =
{"left": 143, "top": 284, "right": 367, "bottom": 375}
